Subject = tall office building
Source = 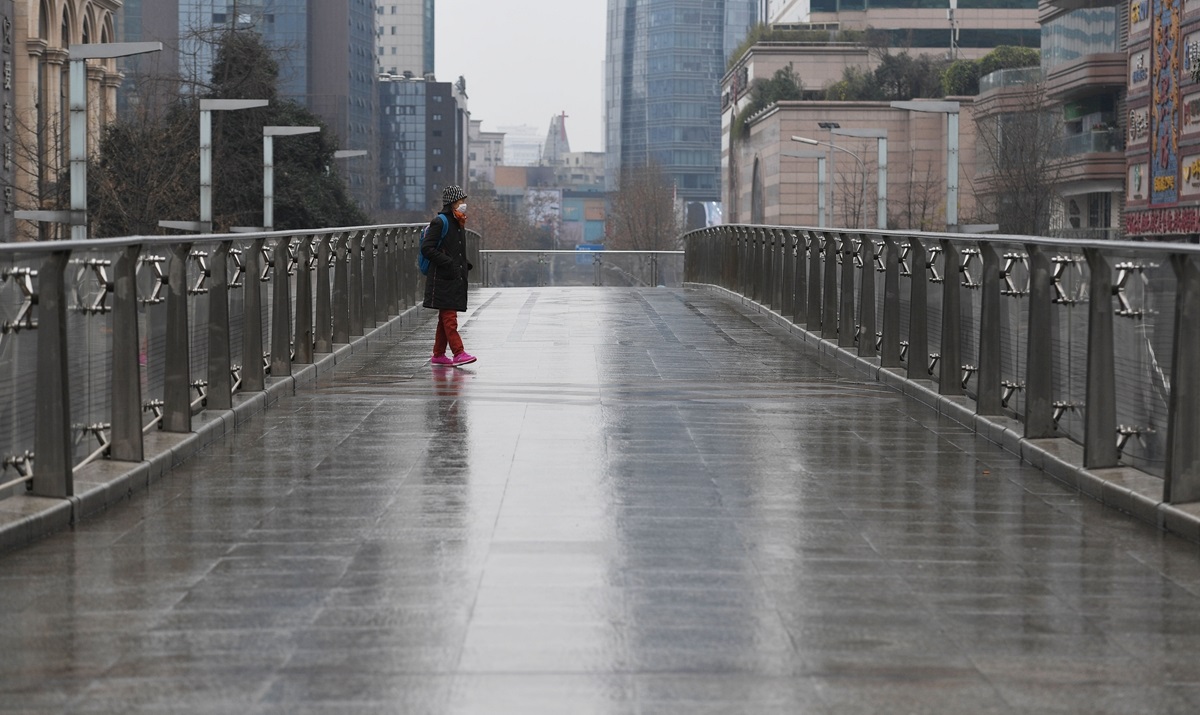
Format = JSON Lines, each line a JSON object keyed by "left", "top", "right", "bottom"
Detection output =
{"left": 378, "top": 75, "right": 468, "bottom": 215}
{"left": 375, "top": 0, "right": 434, "bottom": 76}
{"left": 118, "top": 1, "right": 378, "bottom": 210}
{"left": 606, "top": 0, "right": 758, "bottom": 202}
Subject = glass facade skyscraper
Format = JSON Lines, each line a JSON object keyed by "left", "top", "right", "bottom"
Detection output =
{"left": 606, "top": 0, "right": 757, "bottom": 202}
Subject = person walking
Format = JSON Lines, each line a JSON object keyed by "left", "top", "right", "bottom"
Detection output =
{"left": 423, "top": 185, "right": 477, "bottom": 367}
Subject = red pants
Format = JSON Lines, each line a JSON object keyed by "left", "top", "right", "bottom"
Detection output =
{"left": 433, "top": 309, "right": 464, "bottom": 356}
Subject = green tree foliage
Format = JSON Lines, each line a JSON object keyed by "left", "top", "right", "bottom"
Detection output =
{"left": 828, "top": 52, "right": 947, "bottom": 101}
{"left": 84, "top": 30, "right": 366, "bottom": 237}
{"left": 941, "top": 45, "right": 1040, "bottom": 96}
{"left": 825, "top": 66, "right": 881, "bottom": 101}
{"left": 733, "top": 64, "right": 804, "bottom": 139}
{"left": 941, "top": 60, "right": 982, "bottom": 96}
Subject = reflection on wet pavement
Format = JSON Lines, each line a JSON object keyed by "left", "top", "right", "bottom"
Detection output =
{"left": 2, "top": 288, "right": 1200, "bottom": 714}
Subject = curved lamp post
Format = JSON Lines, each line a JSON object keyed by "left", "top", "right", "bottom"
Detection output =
{"left": 16, "top": 42, "right": 163, "bottom": 239}
{"left": 831, "top": 128, "right": 887, "bottom": 230}
{"left": 160, "top": 99, "right": 270, "bottom": 233}
{"left": 890, "top": 100, "right": 960, "bottom": 231}
{"left": 792, "top": 135, "right": 873, "bottom": 229}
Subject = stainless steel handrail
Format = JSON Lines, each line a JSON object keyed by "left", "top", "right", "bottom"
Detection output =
{"left": 1, "top": 222, "right": 461, "bottom": 501}
{"left": 683, "top": 224, "right": 1200, "bottom": 505}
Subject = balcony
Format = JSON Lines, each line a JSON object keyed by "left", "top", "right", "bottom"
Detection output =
{"left": 1055, "top": 128, "right": 1124, "bottom": 156}
{"left": 1052, "top": 128, "right": 1126, "bottom": 187}
{"left": 1045, "top": 53, "right": 1126, "bottom": 99}
{"left": 979, "top": 67, "right": 1042, "bottom": 95}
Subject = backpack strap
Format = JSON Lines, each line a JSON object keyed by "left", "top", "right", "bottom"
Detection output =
{"left": 437, "top": 213, "right": 449, "bottom": 242}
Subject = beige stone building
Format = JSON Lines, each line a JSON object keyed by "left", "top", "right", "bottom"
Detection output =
{"left": 10, "top": 0, "right": 123, "bottom": 239}
{"left": 726, "top": 97, "right": 979, "bottom": 229}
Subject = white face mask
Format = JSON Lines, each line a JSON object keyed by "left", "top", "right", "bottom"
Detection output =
{"left": 456, "top": 203, "right": 467, "bottom": 215}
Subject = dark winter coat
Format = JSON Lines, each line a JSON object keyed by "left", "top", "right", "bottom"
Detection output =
{"left": 421, "top": 210, "right": 471, "bottom": 312}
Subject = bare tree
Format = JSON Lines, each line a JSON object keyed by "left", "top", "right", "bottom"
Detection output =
{"left": 895, "top": 157, "right": 945, "bottom": 231}
{"left": 973, "top": 81, "right": 1064, "bottom": 235}
{"left": 607, "top": 162, "right": 678, "bottom": 251}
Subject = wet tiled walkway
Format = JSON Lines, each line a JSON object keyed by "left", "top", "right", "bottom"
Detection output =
{"left": 3, "top": 287, "right": 1200, "bottom": 714}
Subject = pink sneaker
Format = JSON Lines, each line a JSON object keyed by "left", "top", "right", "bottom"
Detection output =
{"left": 451, "top": 351, "right": 477, "bottom": 366}
{"left": 430, "top": 355, "right": 453, "bottom": 366}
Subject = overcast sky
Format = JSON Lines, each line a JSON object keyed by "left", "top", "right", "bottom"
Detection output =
{"left": 434, "top": 0, "right": 607, "bottom": 153}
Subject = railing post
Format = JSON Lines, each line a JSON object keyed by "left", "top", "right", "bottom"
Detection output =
{"left": 315, "top": 235, "right": 333, "bottom": 353}
{"left": 206, "top": 241, "right": 233, "bottom": 410}
{"left": 858, "top": 234, "right": 876, "bottom": 358}
{"left": 392, "top": 227, "right": 403, "bottom": 311}
{"left": 295, "top": 236, "right": 314, "bottom": 364}
{"left": 881, "top": 236, "right": 902, "bottom": 368}
{"left": 1165, "top": 253, "right": 1200, "bottom": 503}
{"left": 362, "top": 228, "right": 377, "bottom": 328}
{"left": 976, "top": 242, "right": 1002, "bottom": 415}
{"left": 738, "top": 227, "right": 748, "bottom": 298}
{"left": 839, "top": 233, "right": 856, "bottom": 348}
{"left": 349, "top": 230, "right": 364, "bottom": 337}
{"left": 163, "top": 242, "right": 194, "bottom": 431}
{"left": 333, "top": 232, "right": 351, "bottom": 345}
{"left": 939, "top": 238, "right": 963, "bottom": 396}
{"left": 807, "top": 230, "right": 822, "bottom": 329}
{"left": 781, "top": 230, "right": 795, "bottom": 318}
{"left": 242, "top": 238, "right": 266, "bottom": 393}
{"left": 907, "top": 237, "right": 928, "bottom": 381}
{"left": 792, "top": 231, "right": 807, "bottom": 323}
{"left": 110, "top": 243, "right": 145, "bottom": 462}
{"left": 1082, "top": 248, "right": 1117, "bottom": 468}
{"left": 32, "top": 251, "right": 73, "bottom": 497}
{"left": 724, "top": 227, "right": 737, "bottom": 291}
{"left": 1024, "top": 244, "right": 1056, "bottom": 438}
{"left": 768, "top": 229, "right": 777, "bottom": 307}
{"left": 822, "top": 232, "right": 839, "bottom": 340}
{"left": 754, "top": 228, "right": 765, "bottom": 303}
{"left": 397, "top": 228, "right": 410, "bottom": 307}
{"left": 377, "top": 229, "right": 392, "bottom": 322}
{"left": 270, "top": 237, "right": 292, "bottom": 378}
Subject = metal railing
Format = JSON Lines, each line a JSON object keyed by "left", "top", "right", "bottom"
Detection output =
{"left": 1056, "top": 129, "right": 1124, "bottom": 156}
{"left": 978, "top": 66, "right": 1042, "bottom": 94}
{"left": 0, "top": 224, "right": 481, "bottom": 499}
{"left": 480, "top": 250, "right": 684, "bottom": 288}
{"left": 683, "top": 225, "right": 1200, "bottom": 504}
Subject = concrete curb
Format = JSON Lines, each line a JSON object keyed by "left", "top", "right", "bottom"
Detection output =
{"left": 0, "top": 305, "right": 431, "bottom": 554}
{"left": 689, "top": 282, "right": 1200, "bottom": 545}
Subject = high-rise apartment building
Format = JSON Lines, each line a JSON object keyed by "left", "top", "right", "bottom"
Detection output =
{"left": 375, "top": 0, "right": 434, "bottom": 76}
{"left": 606, "top": 0, "right": 758, "bottom": 202}
{"left": 118, "top": 1, "right": 379, "bottom": 210}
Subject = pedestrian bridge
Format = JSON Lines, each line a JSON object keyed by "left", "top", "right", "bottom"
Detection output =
{"left": 2, "top": 226, "right": 1200, "bottom": 712}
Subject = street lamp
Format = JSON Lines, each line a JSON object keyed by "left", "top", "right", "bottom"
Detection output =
{"left": 816, "top": 123, "right": 840, "bottom": 218}
{"left": 782, "top": 149, "right": 827, "bottom": 227}
{"left": 16, "top": 42, "right": 163, "bottom": 240}
{"left": 831, "top": 128, "right": 887, "bottom": 229}
{"left": 890, "top": 100, "right": 960, "bottom": 230}
{"left": 262, "top": 126, "right": 321, "bottom": 231}
{"left": 793, "top": 135, "right": 872, "bottom": 228}
{"left": 160, "top": 98, "right": 270, "bottom": 233}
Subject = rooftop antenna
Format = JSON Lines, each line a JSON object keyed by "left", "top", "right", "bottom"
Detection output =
{"left": 947, "top": 0, "right": 960, "bottom": 60}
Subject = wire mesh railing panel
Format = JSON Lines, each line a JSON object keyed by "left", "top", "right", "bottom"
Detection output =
{"left": 0, "top": 255, "right": 40, "bottom": 483}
